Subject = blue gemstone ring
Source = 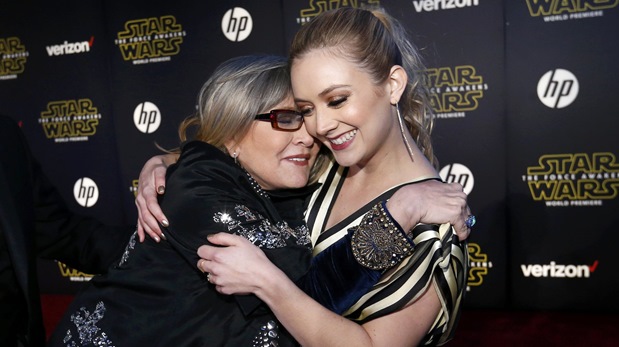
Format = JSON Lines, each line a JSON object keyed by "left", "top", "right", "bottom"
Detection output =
{"left": 465, "top": 215, "right": 476, "bottom": 228}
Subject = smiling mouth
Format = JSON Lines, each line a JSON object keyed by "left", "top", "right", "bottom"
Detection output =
{"left": 330, "top": 129, "right": 357, "bottom": 145}
{"left": 285, "top": 154, "right": 311, "bottom": 165}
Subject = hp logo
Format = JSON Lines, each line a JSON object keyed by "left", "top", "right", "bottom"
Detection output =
{"left": 439, "top": 163, "right": 475, "bottom": 195}
{"left": 537, "top": 69, "right": 579, "bottom": 109}
{"left": 74, "top": 177, "right": 99, "bottom": 207}
{"left": 222, "top": 7, "right": 253, "bottom": 42}
{"left": 133, "top": 102, "right": 161, "bottom": 134}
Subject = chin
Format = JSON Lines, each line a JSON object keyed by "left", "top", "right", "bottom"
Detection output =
{"left": 281, "top": 174, "right": 310, "bottom": 189}
{"left": 283, "top": 181, "right": 308, "bottom": 189}
{"left": 332, "top": 154, "right": 359, "bottom": 168}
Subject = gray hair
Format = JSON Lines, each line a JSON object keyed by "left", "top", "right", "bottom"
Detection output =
{"left": 178, "top": 54, "right": 330, "bottom": 183}
{"left": 179, "top": 55, "right": 292, "bottom": 152}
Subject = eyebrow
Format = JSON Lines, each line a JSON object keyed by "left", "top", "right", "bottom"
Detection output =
{"left": 319, "top": 84, "right": 351, "bottom": 97}
{"left": 295, "top": 84, "right": 351, "bottom": 103}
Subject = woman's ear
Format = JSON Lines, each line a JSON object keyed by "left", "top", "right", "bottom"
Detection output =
{"left": 388, "top": 65, "right": 408, "bottom": 104}
{"left": 224, "top": 140, "right": 238, "bottom": 157}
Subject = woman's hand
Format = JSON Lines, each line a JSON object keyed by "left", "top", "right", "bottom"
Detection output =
{"left": 197, "top": 233, "right": 276, "bottom": 295}
{"left": 135, "top": 154, "right": 177, "bottom": 242}
{"left": 387, "top": 180, "right": 472, "bottom": 241}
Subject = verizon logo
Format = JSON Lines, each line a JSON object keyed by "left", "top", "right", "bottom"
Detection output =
{"left": 521, "top": 260, "right": 598, "bottom": 278}
{"left": 46, "top": 36, "right": 94, "bottom": 56}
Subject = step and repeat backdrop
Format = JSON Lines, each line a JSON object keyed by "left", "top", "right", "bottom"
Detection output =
{"left": 1, "top": 0, "right": 617, "bottom": 311}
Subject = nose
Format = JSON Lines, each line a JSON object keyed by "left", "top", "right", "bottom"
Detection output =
{"left": 292, "top": 122, "right": 315, "bottom": 147}
{"left": 313, "top": 109, "right": 337, "bottom": 137}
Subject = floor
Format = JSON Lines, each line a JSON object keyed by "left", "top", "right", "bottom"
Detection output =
{"left": 42, "top": 295, "right": 619, "bottom": 346}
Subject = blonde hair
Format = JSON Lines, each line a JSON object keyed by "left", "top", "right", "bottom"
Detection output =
{"left": 289, "top": 7, "right": 437, "bottom": 167}
{"left": 178, "top": 55, "right": 329, "bottom": 183}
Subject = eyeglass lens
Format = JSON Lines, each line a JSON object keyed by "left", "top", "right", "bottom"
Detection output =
{"left": 275, "top": 112, "right": 303, "bottom": 130}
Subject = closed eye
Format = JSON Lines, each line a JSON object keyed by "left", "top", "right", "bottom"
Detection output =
{"left": 328, "top": 96, "right": 348, "bottom": 108}
{"left": 299, "top": 107, "right": 314, "bottom": 116}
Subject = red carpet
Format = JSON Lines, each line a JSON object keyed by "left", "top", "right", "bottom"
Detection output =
{"left": 41, "top": 294, "right": 74, "bottom": 340}
{"left": 42, "top": 294, "right": 619, "bottom": 345}
{"left": 447, "top": 309, "right": 619, "bottom": 346}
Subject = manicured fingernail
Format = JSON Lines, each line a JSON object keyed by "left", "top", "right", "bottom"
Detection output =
{"left": 160, "top": 232, "right": 167, "bottom": 240}
{"left": 154, "top": 236, "right": 160, "bottom": 242}
{"left": 161, "top": 219, "right": 169, "bottom": 227}
{"left": 157, "top": 185, "right": 165, "bottom": 194}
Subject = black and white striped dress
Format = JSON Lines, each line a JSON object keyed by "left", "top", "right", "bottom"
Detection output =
{"left": 305, "top": 162, "right": 469, "bottom": 346}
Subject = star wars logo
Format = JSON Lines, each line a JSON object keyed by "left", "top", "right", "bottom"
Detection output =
{"left": 0, "top": 37, "right": 29, "bottom": 80}
{"left": 427, "top": 65, "right": 488, "bottom": 119}
{"left": 57, "top": 261, "right": 94, "bottom": 282}
{"left": 522, "top": 152, "right": 619, "bottom": 206}
{"left": 115, "top": 15, "right": 186, "bottom": 65}
{"left": 526, "top": 0, "right": 617, "bottom": 22}
{"left": 467, "top": 243, "right": 492, "bottom": 291}
{"left": 38, "top": 99, "right": 102, "bottom": 142}
{"left": 297, "top": 0, "right": 381, "bottom": 24}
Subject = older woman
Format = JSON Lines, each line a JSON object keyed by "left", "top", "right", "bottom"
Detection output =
{"left": 50, "top": 55, "right": 327, "bottom": 346}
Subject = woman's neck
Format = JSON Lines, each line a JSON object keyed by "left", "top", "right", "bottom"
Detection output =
{"left": 324, "top": 137, "right": 437, "bottom": 230}
{"left": 347, "top": 132, "right": 436, "bottom": 189}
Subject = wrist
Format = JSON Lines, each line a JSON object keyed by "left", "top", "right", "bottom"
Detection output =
{"left": 254, "top": 265, "right": 291, "bottom": 304}
{"left": 385, "top": 197, "right": 418, "bottom": 231}
{"left": 161, "top": 153, "right": 179, "bottom": 167}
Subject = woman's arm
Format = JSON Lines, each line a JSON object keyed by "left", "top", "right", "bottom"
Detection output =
{"left": 135, "top": 153, "right": 178, "bottom": 242}
{"left": 254, "top": 256, "right": 440, "bottom": 347}
{"left": 200, "top": 233, "right": 441, "bottom": 347}
{"left": 136, "top": 160, "right": 473, "bottom": 243}
{"left": 198, "top": 180, "right": 470, "bottom": 345}
{"left": 387, "top": 180, "right": 472, "bottom": 241}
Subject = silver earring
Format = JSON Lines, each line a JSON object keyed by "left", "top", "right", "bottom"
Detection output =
{"left": 232, "top": 151, "right": 238, "bottom": 165}
{"left": 396, "top": 103, "right": 415, "bottom": 163}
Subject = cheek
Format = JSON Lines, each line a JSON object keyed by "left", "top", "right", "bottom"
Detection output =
{"left": 304, "top": 117, "right": 318, "bottom": 136}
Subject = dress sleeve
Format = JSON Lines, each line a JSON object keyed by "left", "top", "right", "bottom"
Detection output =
{"left": 160, "top": 142, "right": 313, "bottom": 316}
{"left": 157, "top": 143, "right": 276, "bottom": 270}
{"left": 296, "top": 201, "right": 415, "bottom": 315}
{"left": 295, "top": 232, "right": 381, "bottom": 314}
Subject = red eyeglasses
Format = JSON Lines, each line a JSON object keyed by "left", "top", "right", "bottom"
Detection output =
{"left": 254, "top": 109, "right": 304, "bottom": 131}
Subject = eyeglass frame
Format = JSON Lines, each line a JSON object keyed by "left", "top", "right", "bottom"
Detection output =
{"left": 254, "top": 109, "right": 304, "bottom": 131}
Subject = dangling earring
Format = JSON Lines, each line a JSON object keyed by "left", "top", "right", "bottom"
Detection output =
{"left": 396, "top": 102, "right": 415, "bottom": 163}
{"left": 232, "top": 151, "right": 238, "bottom": 165}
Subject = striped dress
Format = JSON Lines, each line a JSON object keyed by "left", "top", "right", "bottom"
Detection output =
{"left": 305, "top": 162, "right": 469, "bottom": 346}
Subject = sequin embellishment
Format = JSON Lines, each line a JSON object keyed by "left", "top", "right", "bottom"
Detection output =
{"left": 117, "top": 231, "right": 137, "bottom": 268}
{"left": 214, "top": 205, "right": 310, "bottom": 249}
{"left": 252, "top": 320, "right": 280, "bottom": 347}
{"left": 63, "top": 301, "right": 115, "bottom": 346}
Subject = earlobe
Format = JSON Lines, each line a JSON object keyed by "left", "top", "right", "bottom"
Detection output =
{"left": 225, "top": 142, "right": 240, "bottom": 165}
{"left": 224, "top": 140, "right": 238, "bottom": 157}
{"left": 389, "top": 65, "right": 408, "bottom": 104}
